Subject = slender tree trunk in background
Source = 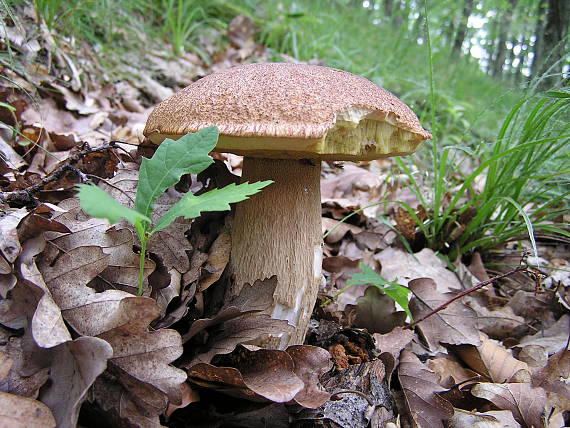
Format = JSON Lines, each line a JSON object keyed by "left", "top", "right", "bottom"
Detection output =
{"left": 451, "top": 0, "right": 474, "bottom": 58}
{"left": 533, "top": 0, "right": 570, "bottom": 88}
{"left": 384, "top": 0, "right": 394, "bottom": 18}
{"left": 530, "top": 0, "right": 547, "bottom": 78}
{"left": 394, "top": 0, "right": 408, "bottom": 28}
{"left": 491, "top": 0, "right": 518, "bottom": 77}
{"left": 486, "top": 18, "right": 499, "bottom": 74}
{"left": 514, "top": 37, "right": 529, "bottom": 84}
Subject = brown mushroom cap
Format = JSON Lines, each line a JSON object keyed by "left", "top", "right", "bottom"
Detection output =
{"left": 144, "top": 62, "right": 431, "bottom": 161}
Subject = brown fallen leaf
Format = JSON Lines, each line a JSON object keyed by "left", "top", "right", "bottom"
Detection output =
{"left": 398, "top": 350, "right": 454, "bottom": 427}
{"left": 37, "top": 246, "right": 186, "bottom": 412}
{"left": 409, "top": 278, "right": 481, "bottom": 351}
{"left": 532, "top": 348, "right": 570, "bottom": 411}
{"left": 464, "top": 295, "right": 525, "bottom": 339}
{"left": 0, "top": 391, "right": 56, "bottom": 428}
{"left": 428, "top": 357, "right": 480, "bottom": 388}
{"left": 452, "top": 333, "right": 530, "bottom": 383}
{"left": 0, "top": 208, "right": 27, "bottom": 263}
{"left": 518, "top": 314, "right": 569, "bottom": 355}
{"left": 286, "top": 345, "right": 332, "bottom": 408}
{"left": 353, "top": 286, "right": 407, "bottom": 334}
{"left": 44, "top": 200, "right": 154, "bottom": 294}
{"left": 447, "top": 408, "right": 521, "bottom": 428}
{"left": 183, "top": 276, "right": 278, "bottom": 343}
{"left": 376, "top": 248, "right": 463, "bottom": 293}
{"left": 38, "top": 337, "right": 113, "bottom": 428}
{"left": 197, "top": 231, "right": 231, "bottom": 292}
{"left": 470, "top": 383, "right": 547, "bottom": 428}
{"left": 188, "top": 346, "right": 304, "bottom": 403}
{"left": 0, "top": 328, "right": 49, "bottom": 399}
{"left": 189, "top": 314, "right": 293, "bottom": 365}
{"left": 373, "top": 327, "right": 415, "bottom": 386}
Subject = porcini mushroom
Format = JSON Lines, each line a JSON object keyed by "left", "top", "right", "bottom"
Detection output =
{"left": 144, "top": 63, "right": 431, "bottom": 349}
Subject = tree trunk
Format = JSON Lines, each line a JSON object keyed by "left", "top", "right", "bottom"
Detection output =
{"left": 514, "top": 37, "right": 530, "bottom": 84}
{"left": 530, "top": 0, "right": 548, "bottom": 78}
{"left": 532, "top": 0, "right": 570, "bottom": 88}
{"left": 451, "top": 0, "right": 474, "bottom": 58}
{"left": 491, "top": 0, "right": 518, "bottom": 77}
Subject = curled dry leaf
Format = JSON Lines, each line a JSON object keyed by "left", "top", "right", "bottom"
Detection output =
{"left": 39, "top": 337, "right": 113, "bottom": 428}
{"left": 409, "top": 278, "right": 481, "bottom": 351}
{"left": 470, "top": 383, "right": 547, "bottom": 428}
{"left": 0, "top": 208, "right": 27, "bottom": 263}
{"left": 373, "top": 326, "right": 415, "bottom": 386}
{"left": 427, "top": 357, "right": 480, "bottom": 388}
{"left": 448, "top": 408, "right": 521, "bottom": 428}
{"left": 532, "top": 349, "right": 570, "bottom": 411}
{"left": 0, "top": 391, "right": 56, "bottom": 428}
{"left": 189, "top": 314, "right": 293, "bottom": 365}
{"left": 0, "top": 329, "right": 49, "bottom": 398}
{"left": 286, "top": 345, "right": 332, "bottom": 408}
{"left": 452, "top": 333, "right": 530, "bottom": 383}
{"left": 188, "top": 346, "right": 304, "bottom": 403}
{"left": 183, "top": 276, "right": 278, "bottom": 342}
{"left": 197, "top": 231, "right": 231, "bottom": 292}
{"left": 398, "top": 350, "right": 454, "bottom": 428}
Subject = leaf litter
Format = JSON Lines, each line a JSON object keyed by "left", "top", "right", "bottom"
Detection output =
{"left": 0, "top": 6, "right": 569, "bottom": 427}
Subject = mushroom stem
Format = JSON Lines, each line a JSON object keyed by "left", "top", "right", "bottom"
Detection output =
{"left": 230, "top": 156, "right": 323, "bottom": 349}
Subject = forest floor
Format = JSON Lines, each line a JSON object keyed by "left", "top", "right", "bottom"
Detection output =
{"left": 0, "top": 7, "right": 569, "bottom": 428}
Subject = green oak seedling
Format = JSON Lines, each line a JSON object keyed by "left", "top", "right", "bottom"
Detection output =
{"left": 77, "top": 127, "right": 272, "bottom": 295}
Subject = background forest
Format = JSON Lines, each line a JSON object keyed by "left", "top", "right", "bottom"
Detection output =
{"left": 0, "top": 0, "right": 569, "bottom": 427}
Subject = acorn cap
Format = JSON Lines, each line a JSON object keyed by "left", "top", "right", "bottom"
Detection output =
{"left": 144, "top": 62, "right": 431, "bottom": 161}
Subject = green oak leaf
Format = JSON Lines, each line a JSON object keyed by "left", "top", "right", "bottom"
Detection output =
{"left": 135, "top": 127, "right": 219, "bottom": 219}
{"left": 76, "top": 184, "right": 150, "bottom": 231}
{"left": 347, "top": 262, "right": 412, "bottom": 319}
{"left": 152, "top": 181, "right": 273, "bottom": 233}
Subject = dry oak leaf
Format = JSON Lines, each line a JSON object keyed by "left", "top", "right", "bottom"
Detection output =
{"left": 188, "top": 314, "right": 293, "bottom": 365}
{"left": 183, "top": 276, "right": 278, "bottom": 343}
{"left": 44, "top": 199, "right": 154, "bottom": 294}
{"left": 38, "top": 337, "right": 112, "bottom": 428}
{"left": 0, "top": 208, "right": 27, "bottom": 263}
{"left": 427, "top": 357, "right": 480, "bottom": 389}
{"left": 0, "top": 391, "right": 56, "bottom": 428}
{"left": 518, "top": 314, "right": 569, "bottom": 355}
{"left": 37, "top": 246, "right": 186, "bottom": 407}
{"left": 409, "top": 278, "right": 481, "bottom": 351}
{"left": 0, "top": 329, "right": 49, "bottom": 398}
{"left": 471, "top": 383, "right": 547, "bottom": 428}
{"left": 188, "top": 346, "right": 304, "bottom": 403}
{"left": 286, "top": 345, "right": 333, "bottom": 408}
{"left": 398, "top": 350, "right": 454, "bottom": 428}
{"left": 447, "top": 408, "right": 521, "bottom": 428}
{"left": 452, "top": 333, "right": 530, "bottom": 383}
{"left": 532, "top": 349, "right": 570, "bottom": 411}
{"left": 353, "top": 286, "right": 407, "bottom": 334}
{"left": 373, "top": 326, "right": 415, "bottom": 386}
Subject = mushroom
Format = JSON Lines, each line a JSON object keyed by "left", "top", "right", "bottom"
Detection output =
{"left": 144, "top": 62, "right": 431, "bottom": 349}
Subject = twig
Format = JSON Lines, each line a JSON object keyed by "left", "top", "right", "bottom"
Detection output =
{"left": 406, "top": 264, "right": 527, "bottom": 329}
{"left": 1, "top": 142, "right": 117, "bottom": 207}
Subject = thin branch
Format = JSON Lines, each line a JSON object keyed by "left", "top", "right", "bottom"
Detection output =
{"left": 406, "top": 264, "right": 528, "bottom": 329}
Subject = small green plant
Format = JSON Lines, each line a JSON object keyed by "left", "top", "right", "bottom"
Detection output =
{"left": 77, "top": 127, "right": 271, "bottom": 296}
{"left": 323, "top": 262, "right": 412, "bottom": 320}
